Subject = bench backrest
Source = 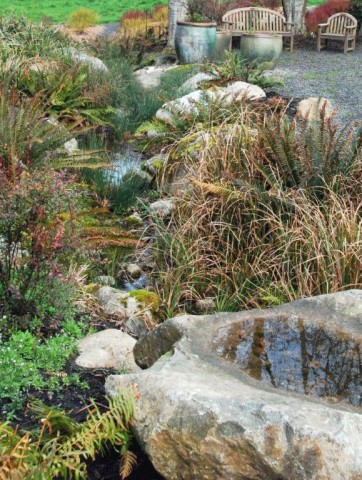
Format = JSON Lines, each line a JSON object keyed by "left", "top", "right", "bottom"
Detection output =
{"left": 326, "top": 12, "right": 357, "bottom": 34}
{"left": 222, "top": 7, "right": 287, "bottom": 33}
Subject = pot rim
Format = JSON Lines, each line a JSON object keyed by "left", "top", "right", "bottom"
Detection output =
{"left": 239, "top": 32, "right": 283, "bottom": 38}
{"left": 176, "top": 21, "right": 217, "bottom": 27}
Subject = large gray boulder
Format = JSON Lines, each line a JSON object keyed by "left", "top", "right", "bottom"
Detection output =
{"left": 106, "top": 291, "right": 362, "bottom": 480}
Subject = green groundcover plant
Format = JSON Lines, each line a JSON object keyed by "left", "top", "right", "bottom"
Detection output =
{"left": 0, "top": 317, "right": 87, "bottom": 418}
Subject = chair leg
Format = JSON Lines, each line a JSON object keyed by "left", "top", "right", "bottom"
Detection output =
{"left": 290, "top": 35, "right": 294, "bottom": 53}
{"left": 351, "top": 37, "right": 356, "bottom": 52}
{"left": 344, "top": 36, "right": 348, "bottom": 54}
{"left": 317, "top": 34, "right": 321, "bottom": 52}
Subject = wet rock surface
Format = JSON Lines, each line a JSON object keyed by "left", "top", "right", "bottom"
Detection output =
{"left": 106, "top": 291, "right": 362, "bottom": 480}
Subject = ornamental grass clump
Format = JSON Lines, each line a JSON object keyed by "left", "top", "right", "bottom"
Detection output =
{"left": 67, "top": 8, "right": 100, "bottom": 32}
{"left": 153, "top": 102, "right": 362, "bottom": 314}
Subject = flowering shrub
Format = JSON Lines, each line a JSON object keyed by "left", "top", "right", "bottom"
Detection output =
{"left": 306, "top": 0, "right": 349, "bottom": 32}
{"left": 0, "top": 169, "right": 83, "bottom": 321}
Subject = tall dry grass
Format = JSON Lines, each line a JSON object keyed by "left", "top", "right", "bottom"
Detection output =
{"left": 152, "top": 103, "right": 362, "bottom": 315}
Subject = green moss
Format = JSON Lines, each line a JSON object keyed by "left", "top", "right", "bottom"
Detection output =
{"left": 129, "top": 290, "right": 159, "bottom": 311}
{"left": 151, "top": 160, "right": 165, "bottom": 170}
{"left": 123, "top": 215, "right": 142, "bottom": 227}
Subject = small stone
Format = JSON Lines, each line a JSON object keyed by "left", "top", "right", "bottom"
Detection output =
{"left": 149, "top": 199, "right": 175, "bottom": 217}
{"left": 297, "top": 97, "right": 333, "bottom": 122}
{"left": 194, "top": 297, "right": 216, "bottom": 313}
{"left": 126, "top": 264, "right": 142, "bottom": 279}
{"left": 68, "top": 47, "right": 109, "bottom": 72}
{"left": 63, "top": 138, "right": 79, "bottom": 155}
{"left": 96, "top": 286, "right": 128, "bottom": 316}
{"left": 134, "top": 65, "right": 177, "bottom": 89}
{"left": 125, "top": 316, "right": 149, "bottom": 338}
{"left": 221, "top": 81, "right": 266, "bottom": 102}
{"left": 76, "top": 329, "right": 140, "bottom": 372}
{"left": 141, "top": 153, "right": 168, "bottom": 175}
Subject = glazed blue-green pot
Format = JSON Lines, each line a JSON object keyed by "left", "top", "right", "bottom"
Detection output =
{"left": 212, "top": 30, "right": 232, "bottom": 63}
{"left": 239, "top": 33, "right": 283, "bottom": 64}
{"left": 175, "top": 21, "right": 217, "bottom": 64}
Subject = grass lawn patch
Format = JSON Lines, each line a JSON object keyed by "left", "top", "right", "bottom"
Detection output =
{"left": 0, "top": 0, "right": 167, "bottom": 24}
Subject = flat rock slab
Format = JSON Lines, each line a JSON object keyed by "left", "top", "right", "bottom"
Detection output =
{"left": 106, "top": 291, "right": 362, "bottom": 480}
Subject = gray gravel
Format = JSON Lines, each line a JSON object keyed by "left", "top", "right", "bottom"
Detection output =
{"left": 270, "top": 39, "right": 362, "bottom": 126}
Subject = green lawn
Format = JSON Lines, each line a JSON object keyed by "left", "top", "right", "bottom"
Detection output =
{"left": 0, "top": 0, "right": 167, "bottom": 24}
{"left": 0, "top": 0, "right": 326, "bottom": 25}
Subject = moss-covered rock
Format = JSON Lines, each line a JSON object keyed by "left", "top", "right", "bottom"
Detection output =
{"left": 129, "top": 289, "right": 160, "bottom": 311}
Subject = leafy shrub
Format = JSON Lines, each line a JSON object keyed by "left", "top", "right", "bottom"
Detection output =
{"left": 305, "top": 0, "right": 349, "bottom": 32}
{"left": 67, "top": 8, "right": 100, "bottom": 32}
{"left": 203, "top": 51, "right": 282, "bottom": 86}
{"left": 348, "top": 0, "right": 362, "bottom": 29}
{"left": 0, "top": 169, "right": 84, "bottom": 321}
{"left": 0, "top": 392, "right": 136, "bottom": 478}
{"left": 0, "top": 322, "right": 86, "bottom": 416}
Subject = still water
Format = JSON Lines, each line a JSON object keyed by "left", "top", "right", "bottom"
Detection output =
{"left": 213, "top": 316, "right": 361, "bottom": 407}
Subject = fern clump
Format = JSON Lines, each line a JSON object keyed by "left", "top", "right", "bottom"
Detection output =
{"left": 0, "top": 391, "right": 137, "bottom": 479}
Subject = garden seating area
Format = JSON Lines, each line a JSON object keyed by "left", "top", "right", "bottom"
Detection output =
{"left": 222, "top": 7, "right": 295, "bottom": 52}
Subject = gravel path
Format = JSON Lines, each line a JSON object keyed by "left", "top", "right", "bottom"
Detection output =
{"left": 271, "top": 39, "right": 362, "bottom": 126}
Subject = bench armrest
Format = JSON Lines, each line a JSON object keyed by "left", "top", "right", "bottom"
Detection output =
{"left": 345, "top": 25, "right": 356, "bottom": 30}
{"left": 318, "top": 23, "right": 328, "bottom": 27}
{"left": 222, "top": 20, "right": 234, "bottom": 25}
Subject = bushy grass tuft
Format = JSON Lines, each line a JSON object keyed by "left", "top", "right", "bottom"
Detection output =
{"left": 67, "top": 8, "right": 100, "bottom": 32}
{"left": 152, "top": 102, "right": 362, "bottom": 316}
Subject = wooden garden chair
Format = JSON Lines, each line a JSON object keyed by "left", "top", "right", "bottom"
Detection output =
{"left": 317, "top": 13, "right": 358, "bottom": 54}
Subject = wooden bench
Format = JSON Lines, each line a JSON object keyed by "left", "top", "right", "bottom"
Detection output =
{"left": 317, "top": 13, "right": 357, "bottom": 54}
{"left": 222, "top": 7, "right": 295, "bottom": 52}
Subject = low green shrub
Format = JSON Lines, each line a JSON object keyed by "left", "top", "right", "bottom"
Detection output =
{"left": 0, "top": 319, "right": 86, "bottom": 417}
{"left": 203, "top": 52, "right": 283, "bottom": 88}
{"left": 67, "top": 8, "right": 100, "bottom": 32}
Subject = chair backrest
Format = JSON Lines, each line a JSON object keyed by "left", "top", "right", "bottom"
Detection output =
{"left": 222, "top": 7, "right": 287, "bottom": 33}
{"left": 326, "top": 12, "right": 357, "bottom": 34}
